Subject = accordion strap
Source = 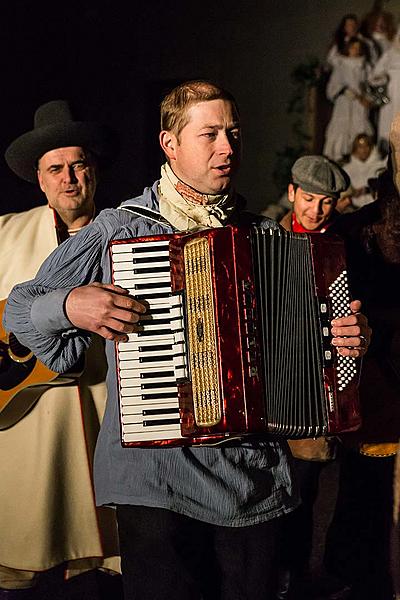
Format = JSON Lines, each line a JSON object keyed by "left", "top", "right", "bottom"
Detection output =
{"left": 118, "top": 204, "right": 176, "bottom": 229}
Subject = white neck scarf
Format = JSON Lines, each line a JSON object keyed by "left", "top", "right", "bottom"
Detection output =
{"left": 158, "top": 163, "right": 236, "bottom": 231}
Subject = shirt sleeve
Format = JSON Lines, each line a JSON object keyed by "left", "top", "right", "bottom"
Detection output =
{"left": 3, "top": 209, "right": 124, "bottom": 373}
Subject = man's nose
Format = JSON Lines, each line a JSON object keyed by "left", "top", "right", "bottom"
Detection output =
{"left": 63, "top": 166, "right": 77, "bottom": 183}
{"left": 217, "top": 132, "right": 234, "bottom": 155}
{"left": 310, "top": 202, "right": 323, "bottom": 216}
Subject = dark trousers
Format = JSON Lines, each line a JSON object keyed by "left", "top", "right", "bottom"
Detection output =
{"left": 116, "top": 505, "right": 281, "bottom": 600}
{"left": 324, "top": 449, "right": 395, "bottom": 600}
{"left": 278, "top": 458, "right": 325, "bottom": 575}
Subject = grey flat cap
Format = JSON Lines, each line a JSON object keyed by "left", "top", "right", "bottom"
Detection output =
{"left": 291, "top": 155, "right": 350, "bottom": 198}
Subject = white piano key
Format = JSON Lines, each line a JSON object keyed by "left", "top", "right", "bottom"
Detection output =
{"left": 112, "top": 247, "right": 169, "bottom": 257}
{"left": 170, "top": 306, "right": 184, "bottom": 318}
{"left": 119, "top": 336, "right": 175, "bottom": 350}
{"left": 122, "top": 430, "right": 183, "bottom": 442}
{"left": 129, "top": 296, "right": 172, "bottom": 308}
{"left": 123, "top": 333, "right": 175, "bottom": 345}
{"left": 135, "top": 323, "right": 172, "bottom": 334}
{"left": 113, "top": 273, "right": 171, "bottom": 286}
{"left": 119, "top": 284, "right": 172, "bottom": 295}
{"left": 119, "top": 349, "right": 174, "bottom": 360}
{"left": 119, "top": 365, "right": 175, "bottom": 375}
{"left": 120, "top": 375, "right": 177, "bottom": 387}
{"left": 120, "top": 360, "right": 175, "bottom": 372}
{"left": 173, "top": 356, "right": 186, "bottom": 368}
{"left": 122, "top": 403, "right": 180, "bottom": 416}
{"left": 121, "top": 397, "right": 178, "bottom": 408}
{"left": 172, "top": 331, "right": 186, "bottom": 343}
{"left": 113, "top": 260, "right": 170, "bottom": 271}
{"left": 113, "top": 251, "right": 169, "bottom": 269}
{"left": 111, "top": 241, "right": 169, "bottom": 253}
{"left": 138, "top": 313, "right": 172, "bottom": 322}
{"left": 123, "top": 422, "right": 182, "bottom": 434}
{"left": 120, "top": 385, "right": 179, "bottom": 398}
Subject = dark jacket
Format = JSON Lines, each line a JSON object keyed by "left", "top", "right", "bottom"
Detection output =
{"left": 282, "top": 178, "right": 400, "bottom": 444}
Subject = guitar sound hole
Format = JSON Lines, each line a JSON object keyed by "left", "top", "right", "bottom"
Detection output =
{"left": 8, "top": 334, "right": 33, "bottom": 362}
{"left": 0, "top": 342, "right": 9, "bottom": 372}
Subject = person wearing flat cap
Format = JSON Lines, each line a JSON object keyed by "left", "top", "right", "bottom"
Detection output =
{"left": 0, "top": 100, "right": 121, "bottom": 597}
{"left": 280, "top": 155, "right": 351, "bottom": 233}
{"left": 277, "top": 150, "right": 400, "bottom": 600}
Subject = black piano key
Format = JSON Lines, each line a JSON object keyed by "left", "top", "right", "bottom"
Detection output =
{"left": 135, "top": 292, "right": 170, "bottom": 301}
{"left": 138, "top": 317, "right": 171, "bottom": 325}
{"left": 139, "top": 355, "right": 172, "bottom": 363}
{"left": 141, "top": 392, "right": 178, "bottom": 400}
{"left": 134, "top": 281, "right": 170, "bottom": 290}
{"left": 131, "top": 245, "right": 166, "bottom": 253}
{"left": 132, "top": 255, "right": 169, "bottom": 263}
{"left": 142, "top": 407, "right": 180, "bottom": 416}
{"left": 141, "top": 381, "right": 175, "bottom": 389}
{"left": 143, "top": 418, "right": 181, "bottom": 427}
{"left": 138, "top": 344, "right": 173, "bottom": 352}
{"left": 140, "top": 371, "right": 174, "bottom": 379}
{"left": 133, "top": 267, "right": 171, "bottom": 274}
{"left": 137, "top": 328, "right": 173, "bottom": 337}
{"left": 146, "top": 308, "right": 171, "bottom": 316}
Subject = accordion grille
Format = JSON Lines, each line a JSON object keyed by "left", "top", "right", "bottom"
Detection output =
{"left": 184, "top": 238, "right": 221, "bottom": 427}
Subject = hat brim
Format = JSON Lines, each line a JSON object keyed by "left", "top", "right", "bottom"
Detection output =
{"left": 5, "top": 121, "right": 117, "bottom": 183}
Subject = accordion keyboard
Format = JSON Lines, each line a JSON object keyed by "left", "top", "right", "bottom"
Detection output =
{"left": 111, "top": 240, "right": 186, "bottom": 443}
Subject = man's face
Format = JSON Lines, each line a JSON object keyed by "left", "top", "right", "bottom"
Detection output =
{"left": 37, "top": 146, "right": 97, "bottom": 216}
{"left": 160, "top": 99, "right": 241, "bottom": 195}
{"left": 288, "top": 184, "right": 336, "bottom": 231}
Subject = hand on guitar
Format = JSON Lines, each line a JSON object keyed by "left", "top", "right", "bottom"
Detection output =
{"left": 331, "top": 299, "right": 371, "bottom": 358}
{"left": 65, "top": 283, "right": 147, "bottom": 342}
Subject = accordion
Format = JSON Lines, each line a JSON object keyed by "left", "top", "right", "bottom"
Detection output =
{"left": 110, "top": 225, "right": 361, "bottom": 447}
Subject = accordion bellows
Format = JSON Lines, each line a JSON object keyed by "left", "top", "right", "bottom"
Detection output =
{"left": 110, "top": 225, "right": 361, "bottom": 447}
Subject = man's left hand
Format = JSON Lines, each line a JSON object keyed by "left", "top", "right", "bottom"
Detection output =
{"left": 330, "top": 299, "right": 371, "bottom": 358}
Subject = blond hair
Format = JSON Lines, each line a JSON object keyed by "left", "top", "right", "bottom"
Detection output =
{"left": 160, "top": 80, "right": 239, "bottom": 140}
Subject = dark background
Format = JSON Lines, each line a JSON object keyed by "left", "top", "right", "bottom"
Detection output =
{"left": 1, "top": 0, "right": 398, "bottom": 216}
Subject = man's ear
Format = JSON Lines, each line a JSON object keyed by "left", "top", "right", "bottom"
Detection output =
{"left": 37, "top": 169, "right": 45, "bottom": 194}
{"left": 159, "top": 130, "right": 178, "bottom": 161}
{"left": 288, "top": 183, "right": 295, "bottom": 203}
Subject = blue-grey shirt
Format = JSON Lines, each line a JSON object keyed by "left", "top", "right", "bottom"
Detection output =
{"left": 4, "top": 183, "right": 298, "bottom": 527}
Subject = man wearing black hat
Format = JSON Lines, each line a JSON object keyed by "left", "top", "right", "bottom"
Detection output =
{"left": 2, "top": 82, "right": 371, "bottom": 600}
{"left": 0, "top": 101, "right": 120, "bottom": 597}
{"left": 277, "top": 152, "right": 400, "bottom": 600}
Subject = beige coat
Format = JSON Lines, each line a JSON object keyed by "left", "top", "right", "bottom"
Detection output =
{"left": 0, "top": 205, "right": 120, "bottom": 585}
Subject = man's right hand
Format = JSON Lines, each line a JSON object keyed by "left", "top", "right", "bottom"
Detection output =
{"left": 65, "top": 282, "right": 147, "bottom": 342}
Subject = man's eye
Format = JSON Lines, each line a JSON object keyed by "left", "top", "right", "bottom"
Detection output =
{"left": 73, "top": 163, "right": 86, "bottom": 170}
{"left": 202, "top": 133, "right": 216, "bottom": 139}
{"left": 230, "top": 129, "right": 241, "bottom": 140}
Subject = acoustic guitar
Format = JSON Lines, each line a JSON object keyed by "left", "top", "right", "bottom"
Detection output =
{"left": 0, "top": 298, "right": 81, "bottom": 429}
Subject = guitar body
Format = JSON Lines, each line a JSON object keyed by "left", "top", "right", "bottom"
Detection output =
{"left": 0, "top": 298, "right": 74, "bottom": 429}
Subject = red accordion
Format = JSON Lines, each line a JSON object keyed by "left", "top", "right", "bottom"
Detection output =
{"left": 110, "top": 225, "right": 361, "bottom": 447}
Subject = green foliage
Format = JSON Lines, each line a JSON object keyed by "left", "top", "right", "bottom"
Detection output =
{"left": 273, "top": 56, "right": 322, "bottom": 196}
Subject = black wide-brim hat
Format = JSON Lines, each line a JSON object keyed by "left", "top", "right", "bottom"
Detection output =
{"left": 5, "top": 100, "right": 118, "bottom": 183}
